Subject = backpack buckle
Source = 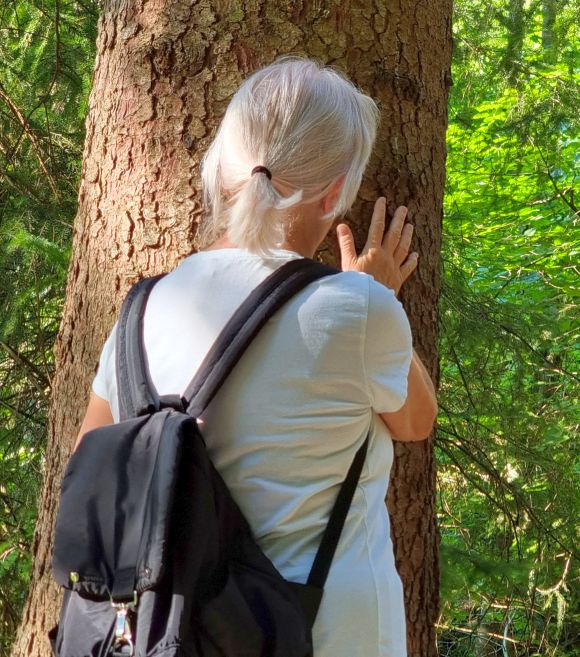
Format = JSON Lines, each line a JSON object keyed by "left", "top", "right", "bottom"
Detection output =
{"left": 158, "top": 394, "right": 187, "bottom": 413}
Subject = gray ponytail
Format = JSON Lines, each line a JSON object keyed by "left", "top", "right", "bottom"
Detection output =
{"left": 227, "top": 170, "right": 302, "bottom": 253}
{"left": 199, "top": 56, "right": 379, "bottom": 254}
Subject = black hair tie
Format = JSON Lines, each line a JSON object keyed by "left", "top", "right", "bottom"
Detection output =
{"left": 251, "top": 165, "right": 272, "bottom": 180}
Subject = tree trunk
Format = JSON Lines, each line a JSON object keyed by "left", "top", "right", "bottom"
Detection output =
{"left": 11, "top": 2, "right": 452, "bottom": 656}
{"left": 542, "top": 0, "right": 558, "bottom": 63}
{"left": 500, "top": 0, "right": 526, "bottom": 82}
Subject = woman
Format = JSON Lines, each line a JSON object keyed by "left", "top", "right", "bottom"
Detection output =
{"left": 77, "top": 57, "right": 437, "bottom": 657}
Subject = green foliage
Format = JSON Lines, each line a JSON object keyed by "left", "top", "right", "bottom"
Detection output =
{"left": 0, "top": 1, "right": 99, "bottom": 652}
{"left": 0, "top": 0, "right": 578, "bottom": 656}
{"left": 437, "top": 0, "right": 579, "bottom": 654}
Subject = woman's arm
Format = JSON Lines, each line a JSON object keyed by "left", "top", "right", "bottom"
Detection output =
{"left": 337, "top": 198, "right": 437, "bottom": 441}
{"left": 72, "top": 391, "right": 114, "bottom": 452}
{"left": 379, "top": 349, "right": 437, "bottom": 441}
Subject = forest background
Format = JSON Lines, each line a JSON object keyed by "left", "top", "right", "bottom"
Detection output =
{"left": 0, "top": 0, "right": 577, "bottom": 655}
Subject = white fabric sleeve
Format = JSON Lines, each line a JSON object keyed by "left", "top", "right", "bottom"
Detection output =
{"left": 363, "top": 277, "right": 413, "bottom": 413}
{"left": 91, "top": 321, "right": 118, "bottom": 402}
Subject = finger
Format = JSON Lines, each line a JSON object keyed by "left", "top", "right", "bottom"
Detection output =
{"left": 336, "top": 224, "right": 358, "bottom": 270}
{"left": 363, "top": 197, "right": 386, "bottom": 253}
{"left": 384, "top": 206, "right": 408, "bottom": 251}
{"left": 399, "top": 252, "right": 419, "bottom": 283}
{"left": 393, "top": 223, "right": 414, "bottom": 265}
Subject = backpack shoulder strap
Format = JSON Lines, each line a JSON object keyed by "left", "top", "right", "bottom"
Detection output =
{"left": 116, "top": 259, "right": 338, "bottom": 419}
{"left": 182, "top": 258, "right": 338, "bottom": 416}
{"left": 288, "top": 431, "right": 369, "bottom": 626}
{"left": 306, "top": 433, "right": 369, "bottom": 590}
{"left": 116, "top": 273, "right": 167, "bottom": 420}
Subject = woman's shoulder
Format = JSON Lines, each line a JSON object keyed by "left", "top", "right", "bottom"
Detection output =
{"left": 317, "top": 269, "right": 401, "bottom": 311}
{"left": 159, "top": 248, "right": 304, "bottom": 285}
{"left": 148, "top": 252, "right": 403, "bottom": 322}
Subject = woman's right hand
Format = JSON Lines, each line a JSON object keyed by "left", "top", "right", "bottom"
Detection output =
{"left": 336, "top": 198, "right": 418, "bottom": 296}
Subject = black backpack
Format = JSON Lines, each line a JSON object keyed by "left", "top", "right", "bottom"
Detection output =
{"left": 50, "top": 258, "right": 369, "bottom": 657}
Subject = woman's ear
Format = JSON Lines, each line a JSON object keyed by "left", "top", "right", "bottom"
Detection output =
{"left": 322, "top": 175, "right": 346, "bottom": 215}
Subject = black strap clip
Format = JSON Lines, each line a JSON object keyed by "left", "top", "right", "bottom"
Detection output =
{"left": 158, "top": 394, "right": 187, "bottom": 413}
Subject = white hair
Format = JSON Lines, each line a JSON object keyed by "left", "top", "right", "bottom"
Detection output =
{"left": 199, "top": 56, "right": 380, "bottom": 254}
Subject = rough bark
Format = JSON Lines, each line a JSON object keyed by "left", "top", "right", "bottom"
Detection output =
{"left": 12, "top": 1, "right": 452, "bottom": 656}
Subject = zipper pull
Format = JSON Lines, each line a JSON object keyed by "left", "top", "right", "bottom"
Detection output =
{"left": 113, "top": 604, "right": 135, "bottom": 655}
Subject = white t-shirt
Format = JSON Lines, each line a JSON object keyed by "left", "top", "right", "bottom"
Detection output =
{"left": 92, "top": 247, "right": 413, "bottom": 657}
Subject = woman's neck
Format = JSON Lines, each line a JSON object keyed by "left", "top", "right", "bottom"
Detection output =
{"left": 205, "top": 233, "right": 319, "bottom": 258}
{"left": 205, "top": 210, "right": 332, "bottom": 258}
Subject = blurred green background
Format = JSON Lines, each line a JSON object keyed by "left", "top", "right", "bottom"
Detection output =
{"left": 0, "top": 1, "right": 577, "bottom": 655}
